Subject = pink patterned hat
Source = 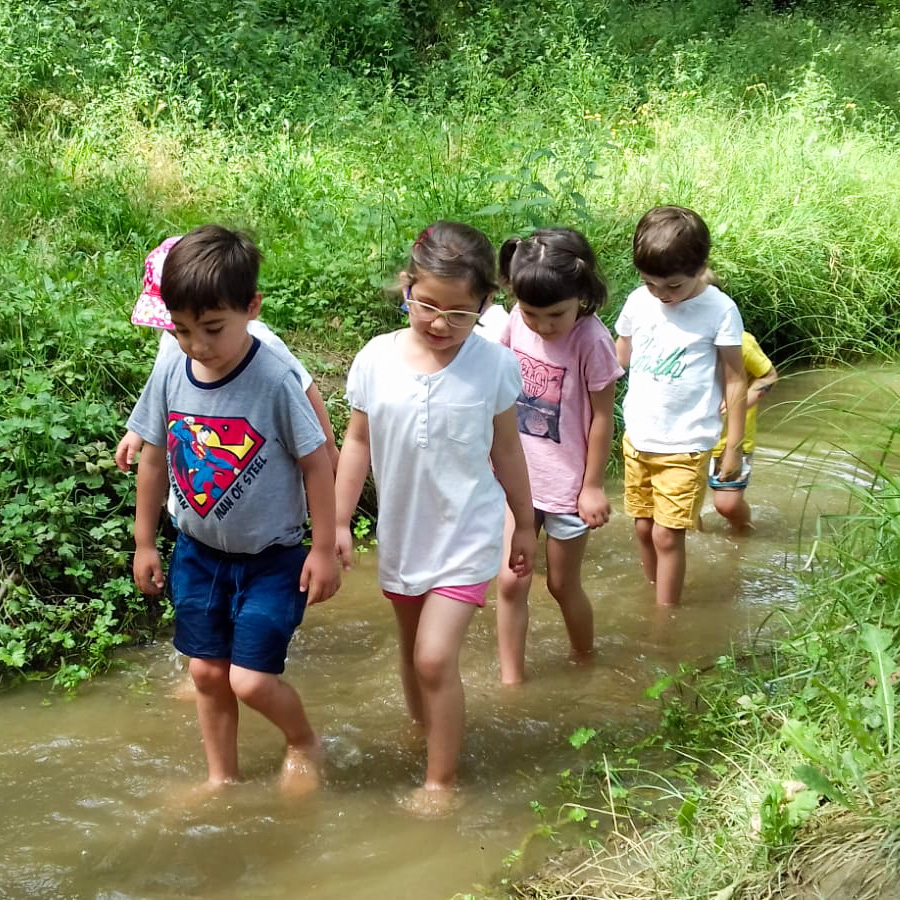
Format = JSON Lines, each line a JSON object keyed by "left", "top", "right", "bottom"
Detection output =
{"left": 130, "top": 235, "right": 182, "bottom": 330}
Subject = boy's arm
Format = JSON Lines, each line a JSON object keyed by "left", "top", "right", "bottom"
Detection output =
{"left": 615, "top": 335, "right": 632, "bottom": 369}
{"left": 746, "top": 365, "right": 778, "bottom": 411}
{"left": 578, "top": 383, "right": 616, "bottom": 528}
{"left": 334, "top": 409, "right": 372, "bottom": 571}
{"left": 490, "top": 407, "right": 536, "bottom": 578}
{"left": 305, "top": 383, "right": 340, "bottom": 473}
{"left": 297, "top": 444, "right": 340, "bottom": 605}
{"left": 718, "top": 345, "right": 748, "bottom": 481}
{"left": 133, "top": 442, "right": 168, "bottom": 595}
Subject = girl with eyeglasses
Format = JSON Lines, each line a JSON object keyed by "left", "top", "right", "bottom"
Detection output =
{"left": 335, "top": 221, "right": 536, "bottom": 815}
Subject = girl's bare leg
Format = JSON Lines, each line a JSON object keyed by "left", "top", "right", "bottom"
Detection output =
{"left": 496, "top": 509, "right": 539, "bottom": 685}
{"left": 190, "top": 657, "right": 240, "bottom": 786}
{"left": 413, "top": 592, "right": 477, "bottom": 791}
{"left": 391, "top": 600, "right": 425, "bottom": 725}
{"left": 545, "top": 532, "right": 593, "bottom": 660}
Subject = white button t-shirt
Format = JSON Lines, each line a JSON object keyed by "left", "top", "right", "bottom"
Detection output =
{"left": 346, "top": 331, "right": 523, "bottom": 595}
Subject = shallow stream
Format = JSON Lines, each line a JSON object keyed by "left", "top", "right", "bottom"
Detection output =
{"left": 3, "top": 365, "right": 898, "bottom": 900}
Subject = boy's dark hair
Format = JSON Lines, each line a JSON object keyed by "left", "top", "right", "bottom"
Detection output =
{"left": 161, "top": 224, "right": 263, "bottom": 316}
{"left": 633, "top": 206, "right": 710, "bottom": 278}
{"left": 499, "top": 227, "right": 607, "bottom": 316}
{"left": 405, "top": 221, "right": 497, "bottom": 300}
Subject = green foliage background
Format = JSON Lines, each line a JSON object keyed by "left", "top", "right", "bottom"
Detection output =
{"left": 2, "top": 0, "right": 900, "bottom": 686}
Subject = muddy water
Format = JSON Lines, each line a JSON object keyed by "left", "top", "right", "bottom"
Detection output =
{"left": 2, "top": 366, "right": 897, "bottom": 900}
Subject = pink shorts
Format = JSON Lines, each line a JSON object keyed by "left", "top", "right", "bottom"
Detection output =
{"left": 383, "top": 580, "right": 490, "bottom": 608}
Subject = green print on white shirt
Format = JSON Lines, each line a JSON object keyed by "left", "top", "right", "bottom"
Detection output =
{"left": 631, "top": 334, "right": 687, "bottom": 380}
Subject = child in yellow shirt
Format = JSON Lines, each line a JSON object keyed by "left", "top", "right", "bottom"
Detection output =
{"left": 708, "top": 331, "right": 777, "bottom": 532}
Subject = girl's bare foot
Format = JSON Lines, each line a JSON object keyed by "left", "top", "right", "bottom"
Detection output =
{"left": 399, "top": 784, "right": 460, "bottom": 818}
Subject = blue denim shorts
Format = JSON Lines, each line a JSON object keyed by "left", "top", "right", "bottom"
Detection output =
{"left": 169, "top": 532, "right": 309, "bottom": 674}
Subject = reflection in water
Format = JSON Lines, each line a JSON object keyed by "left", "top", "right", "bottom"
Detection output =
{"left": 2, "top": 366, "right": 896, "bottom": 899}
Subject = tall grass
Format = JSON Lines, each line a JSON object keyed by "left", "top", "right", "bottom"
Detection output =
{"left": 3, "top": 0, "right": 900, "bottom": 685}
{"left": 488, "top": 384, "right": 900, "bottom": 899}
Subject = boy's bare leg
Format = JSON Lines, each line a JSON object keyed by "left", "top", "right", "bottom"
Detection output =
{"left": 412, "top": 593, "right": 477, "bottom": 794}
{"left": 545, "top": 532, "right": 593, "bottom": 661}
{"left": 228, "top": 665, "right": 322, "bottom": 795}
{"left": 634, "top": 517, "right": 657, "bottom": 583}
{"left": 190, "top": 657, "right": 240, "bottom": 785}
{"left": 714, "top": 488, "right": 753, "bottom": 533}
{"left": 651, "top": 524, "right": 686, "bottom": 607}
{"left": 392, "top": 601, "right": 425, "bottom": 725}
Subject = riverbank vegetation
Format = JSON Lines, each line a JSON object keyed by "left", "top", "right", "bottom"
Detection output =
{"left": 472, "top": 385, "right": 900, "bottom": 898}
{"left": 1, "top": 0, "right": 898, "bottom": 692}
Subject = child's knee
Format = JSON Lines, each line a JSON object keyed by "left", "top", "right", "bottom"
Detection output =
{"left": 714, "top": 489, "right": 744, "bottom": 519}
{"left": 634, "top": 517, "right": 654, "bottom": 543}
{"left": 652, "top": 524, "right": 684, "bottom": 554}
{"left": 229, "top": 667, "right": 276, "bottom": 705}
{"left": 190, "top": 657, "right": 230, "bottom": 693}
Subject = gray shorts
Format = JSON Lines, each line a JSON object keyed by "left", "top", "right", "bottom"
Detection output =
{"left": 536, "top": 509, "right": 590, "bottom": 541}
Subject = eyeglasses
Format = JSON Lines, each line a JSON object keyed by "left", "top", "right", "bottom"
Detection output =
{"left": 404, "top": 289, "right": 486, "bottom": 329}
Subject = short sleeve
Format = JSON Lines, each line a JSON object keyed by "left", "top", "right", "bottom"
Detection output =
{"left": 274, "top": 371, "right": 326, "bottom": 460}
{"left": 714, "top": 300, "right": 744, "bottom": 347}
{"left": 344, "top": 345, "right": 370, "bottom": 413}
{"left": 127, "top": 360, "right": 175, "bottom": 447}
{"left": 493, "top": 344, "right": 524, "bottom": 413}
{"left": 584, "top": 318, "right": 625, "bottom": 392}
{"left": 743, "top": 333, "right": 773, "bottom": 378}
{"left": 614, "top": 291, "right": 637, "bottom": 337}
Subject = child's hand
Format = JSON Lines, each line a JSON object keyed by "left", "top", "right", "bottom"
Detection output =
{"left": 717, "top": 446, "right": 742, "bottom": 483}
{"left": 577, "top": 485, "right": 611, "bottom": 529}
{"left": 300, "top": 546, "right": 341, "bottom": 605}
{"left": 133, "top": 545, "right": 165, "bottom": 594}
{"left": 116, "top": 430, "right": 144, "bottom": 473}
{"left": 508, "top": 524, "right": 537, "bottom": 578}
{"left": 335, "top": 525, "right": 354, "bottom": 572}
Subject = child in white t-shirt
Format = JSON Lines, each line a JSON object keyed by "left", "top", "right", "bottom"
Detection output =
{"left": 615, "top": 206, "right": 746, "bottom": 607}
{"left": 334, "top": 221, "right": 536, "bottom": 815}
{"left": 495, "top": 228, "right": 623, "bottom": 684}
{"left": 116, "top": 236, "right": 338, "bottom": 474}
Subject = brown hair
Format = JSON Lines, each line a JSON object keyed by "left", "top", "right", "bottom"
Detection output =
{"left": 632, "top": 206, "right": 710, "bottom": 278}
{"left": 403, "top": 221, "right": 497, "bottom": 300}
{"left": 161, "top": 224, "right": 262, "bottom": 316}
{"left": 499, "top": 227, "right": 607, "bottom": 317}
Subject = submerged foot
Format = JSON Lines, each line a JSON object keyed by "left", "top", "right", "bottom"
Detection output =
{"left": 398, "top": 784, "right": 461, "bottom": 818}
{"left": 280, "top": 740, "right": 324, "bottom": 798}
{"left": 168, "top": 675, "right": 196, "bottom": 702}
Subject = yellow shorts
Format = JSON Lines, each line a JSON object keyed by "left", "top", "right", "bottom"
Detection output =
{"left": 622, "top": 434, "right": 710, "bottom": 530}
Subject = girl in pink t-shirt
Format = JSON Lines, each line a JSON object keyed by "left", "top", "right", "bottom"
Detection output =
{"left": 497, "top": 228, "right": 623, "bottom": 684}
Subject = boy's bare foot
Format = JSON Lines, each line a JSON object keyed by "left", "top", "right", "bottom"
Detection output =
{"left": 280, "top": 740, "right": 323, "bottom": 798}
{"left": 399, "top": 785, "right": 460, "bottom": 818}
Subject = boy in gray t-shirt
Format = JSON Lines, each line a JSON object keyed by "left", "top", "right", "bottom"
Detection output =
{"left": 128, "top": 225, "right": 339, "bottom": 795}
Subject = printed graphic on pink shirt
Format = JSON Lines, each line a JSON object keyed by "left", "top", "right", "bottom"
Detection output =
{"left": 513, "top": 350, "right": 566, "bottom": 443}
